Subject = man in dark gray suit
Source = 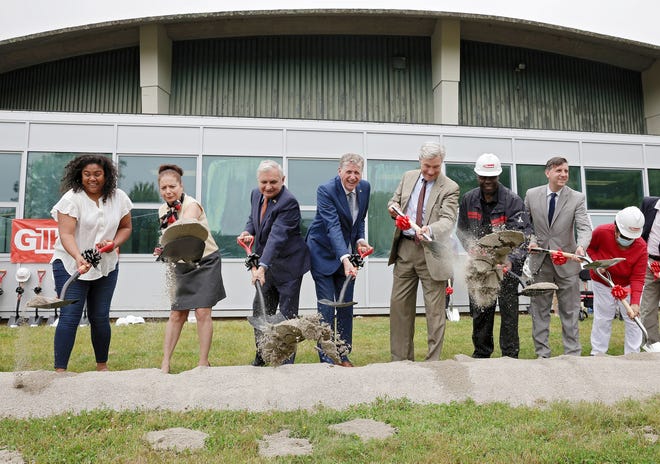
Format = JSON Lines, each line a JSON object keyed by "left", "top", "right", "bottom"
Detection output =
{"left": 524, "top": 156, "right": 592, "bottom": 358}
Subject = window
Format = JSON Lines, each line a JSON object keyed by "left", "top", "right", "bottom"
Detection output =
{"left": 119, "top": 156, "right": 197, "bottom": 254}
{"left": 584, "top": 168, "right": 642, "bottom": 210}
{"left": 24, "top": 152, "right": 111, "bottom": 219}
{"left": 515, "top": 164, "right": 581, "bottom": 198}
{"left": 367, "top": 159, "right": 419, "bottom": 258}
{"left": 0, "top": 153, "right": 20, "bottom": 253}
{"left": 446, "top": 163, "right": 512, "bottom": 200}
{"left": 648, "top": 169, "right": 660, "bottom": 197}
{"left": 118, "top": 156, "right": 197, "bottom": 203}
{"left": 287, "top": 158, "right": 339, "bottom": 237}
{"left": 202, "top": 155, "right": 283, "bottom": 258}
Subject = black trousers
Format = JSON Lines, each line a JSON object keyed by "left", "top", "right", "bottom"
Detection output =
{"left": 469, "top": 270, "right": 520, "bottom": 358}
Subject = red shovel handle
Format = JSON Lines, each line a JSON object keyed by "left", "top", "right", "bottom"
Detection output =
{"left": 0, "top": 269, "right": 6, "bottom": 284}
{"left": 359, "top": 247, "right": 374, "bottom": 259}
{"left": 97, "top": 242, "right": 115, "bottom": 254}
{"left": 237, "top": 235, "right": 254, "bottom": 255}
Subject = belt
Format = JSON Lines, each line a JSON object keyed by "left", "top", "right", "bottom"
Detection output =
{"left": 400, "top": 234, "right": 415, "bottom": 241}
{"left": 650, "top": 254, "right": 660, "bottom": 261}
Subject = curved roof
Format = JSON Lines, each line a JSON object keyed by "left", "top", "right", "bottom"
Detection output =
{"left": 2, "top": 4, "right": 660, "bottom": 74}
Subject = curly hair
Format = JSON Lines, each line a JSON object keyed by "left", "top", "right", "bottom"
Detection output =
{"left": 60, "top": 154, "right": 118, "bottom": 202}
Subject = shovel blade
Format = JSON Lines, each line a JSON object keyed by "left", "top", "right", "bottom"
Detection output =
{"left": 642, "top": 342, "right": 660, "bottom": 353}
{"left": 158, "top": 236, "right": 205, "bottom": 263}
{"left": 318, "top": 298, "right": 356, "bottom": 308}
{"left": 248, "top": 313, "right": 287, "bottom": 331}
{"left": 26, "top": 296, "right": 78, "bottom": 309}
{"left": 582, "top": 258, "right": 625, "bottom": 270}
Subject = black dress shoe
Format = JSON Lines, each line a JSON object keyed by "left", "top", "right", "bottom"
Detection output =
{"left": 251, "top": 354, "right": 266, "bottom": 367}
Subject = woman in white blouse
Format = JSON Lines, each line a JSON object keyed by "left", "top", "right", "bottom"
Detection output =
{"left": 50, "top": 155, "right": 132, "bottom": 372}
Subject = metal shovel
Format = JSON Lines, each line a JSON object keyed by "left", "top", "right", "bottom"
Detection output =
{"left": 632, "top": 316, "right": 660, "bottom": 353}
{"left": 27, "top": 243, "right": 114, "bottom": 310}
{"left": 318, "top": 247, "right": 374, "bottom": 308}
{"left": 237, "top": 236, "right": 287, "bottom": 331}
{"left": 529, "top": 247, "right": 625, "bottom": 270}
{"left": 503, "top": 268, "right": 558, "bottom": 297}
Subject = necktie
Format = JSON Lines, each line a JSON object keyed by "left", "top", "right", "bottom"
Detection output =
{"left": 416, "top": 179, "right": 427, "bottom": 227}
{"left": 348, "top": 191, "right": 358, "bottom": 223}
{"left": 548, "top": 192, "right": 557, "bottom": 225}
{"left": 260, "top": 198, "right": 268, "bottom": 223}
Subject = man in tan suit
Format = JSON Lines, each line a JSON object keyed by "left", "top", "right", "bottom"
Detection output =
{"left": 524, "top": 156, "right": 592, "bottom": 358}
{"left": 387, "top": 142, "right": 459, "bottom": 361}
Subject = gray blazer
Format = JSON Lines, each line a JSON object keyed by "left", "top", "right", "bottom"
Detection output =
{"left": 388, "top": 169, "right": 459, "bottom": 280}
{"left": 524, "top": 185, "right": 592, "bottom": 278}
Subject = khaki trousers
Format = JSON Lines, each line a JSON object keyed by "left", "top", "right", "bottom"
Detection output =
{"left": 389, "top": 238, "right": 447, "bottom": 361}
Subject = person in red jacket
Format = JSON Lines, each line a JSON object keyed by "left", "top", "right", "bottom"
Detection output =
{"left": 587, "top": 206, "right": 646, "bottom": 354}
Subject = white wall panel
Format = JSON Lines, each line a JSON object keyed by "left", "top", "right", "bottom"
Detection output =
{"left": 645, "top": 145, "right": 660, "bottom": 167}
{"left": 0, "top": 122, "right": 26, "bottom": 150}
{"left": 203, "top": 128, "right": 283, "bottom": 155}
{"left": 514, "top": 139, "right": 580, "bottom": 164}
{"left": 117, "top": 125, "right": 200, "bottom": 154}
{"left": 286, "top": 130, "right": 362, "bottom": 156}
{"left": 28, "top": 123, "right": 114, "bottom": 152}
{"left": 366, "top": 133, "right": 439, "bottom": 159}
{"left": 581, "top": 142, "right": 643, "bottom": 167}
{"left": 443, "top": 136, "right": 512, "bottom": 163}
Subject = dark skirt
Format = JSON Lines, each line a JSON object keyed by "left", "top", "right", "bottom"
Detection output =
{"left": 171, "top": 250, "right": 226, "bottom": 310}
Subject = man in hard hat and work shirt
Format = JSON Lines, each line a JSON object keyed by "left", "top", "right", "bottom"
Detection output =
{"left": 457, "top": 153, "right": 532, "bottom": 358}
{"left": 587, "top": 206, "right": 646, "bottom": 354}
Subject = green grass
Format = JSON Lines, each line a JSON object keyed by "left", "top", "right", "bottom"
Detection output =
{"left": 0, "top": 313, "right": 625, "bottom": 372}
{"left": 2, "top": 314, "right": 658, "bottom": 463}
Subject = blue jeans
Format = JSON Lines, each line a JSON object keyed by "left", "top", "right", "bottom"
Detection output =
{"left": 52, "top": 259, "right": 119, "bottom": 369}
{"left": 313, "top": 269, "right": 355, "bottom": 362}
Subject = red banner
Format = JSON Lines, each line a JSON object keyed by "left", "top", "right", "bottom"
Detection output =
{"left": 11, "top": 219, "right": 59, "bottom": 263}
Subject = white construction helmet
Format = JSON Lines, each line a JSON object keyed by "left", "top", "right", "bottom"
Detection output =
{"left": 615, "top": 206, "right": 644, "bottom": 239}
{"left": 15, "top": 267, "right": 31, "bottom": 283}
{"left": 474, "top": 153, "right": 503, "bottom": 176}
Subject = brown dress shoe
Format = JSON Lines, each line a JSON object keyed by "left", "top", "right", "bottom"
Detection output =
{"left": 340, "top": 360, "right": 354, "bottom": 367}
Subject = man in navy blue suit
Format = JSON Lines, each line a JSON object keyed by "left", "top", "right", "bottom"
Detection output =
{"left": 238, "top": 160, "right": 311, "bottom": 366}
{"left": 306, "top": 153, "right": 372, "bottom": 367}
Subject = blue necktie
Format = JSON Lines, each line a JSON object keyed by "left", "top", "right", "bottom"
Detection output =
{"left": 548, "top": 192, "right": 557, "bottom": 225}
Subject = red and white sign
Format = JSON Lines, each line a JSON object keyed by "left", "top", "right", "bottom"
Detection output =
{"left": 11, "top": 219, "right": 58, "bottom": 263}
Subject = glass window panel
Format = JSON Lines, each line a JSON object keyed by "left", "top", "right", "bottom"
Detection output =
{"left": 590, "top": 214, "right": 615, "bottom": 228}
{"left": 0, "top": 153, "right": 20, "bottom": 202}
{"left": 122, "top": 208, "right": 161, "bottom": 254}
{"left": 25, "top": 152, "right": 111, "bottom": 219}
{"left": 516, "top": 164, "right": 581, "bottom": 198}
{"left": 118, "top": 156, "right": 197, "bottom": 203}
{"left": 367, "top": 159, "right": 419, "bottom": 258}
{"left": 202, "top": 156, "right": 282, "bottom": 258}
{"left": 0, "top": 207, "right": 16, "bottom": 253}
{"left": 585, "top": 168, "right": 643, "bottom": 210}
{"left": 446, "top": 163, "right": 511, "bottom": 200}
{"left": 287, "top": 159, "right": 339, "bottom": 205}
{"left": 648, "top": 169, "right": 660, "bottom": 197}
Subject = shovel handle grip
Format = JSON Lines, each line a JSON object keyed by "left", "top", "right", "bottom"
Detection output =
{"left": 389, "top": 205, "right": 432, "bottom": 241}
{"left": 529, "top": 247, "right": 587, "bottom": 262}
{"left": 97, "top": 242, "right": 115, "bottom": 254}
{"left": 236, "top": 235, "right": 254, "bottom": 255}
{"left": 359, "top": 247, "right": 374, "bottom": 259}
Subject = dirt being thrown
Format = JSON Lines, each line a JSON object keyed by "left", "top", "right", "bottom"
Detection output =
{"left": 258, "top": 314, "right": 347, "bottom": 366}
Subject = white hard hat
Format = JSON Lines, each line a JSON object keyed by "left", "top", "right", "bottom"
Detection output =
{"left": 474, "top": 153, "right": 503, "bottom": 176}
{"left": 615, "top": 206, "right": 644, "bottom": 239}
{"left": 15, "top": 267, "right": 31, "bottom": 283}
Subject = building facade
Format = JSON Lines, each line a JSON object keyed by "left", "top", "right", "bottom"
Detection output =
{"left": 1, "top": 4, "right": 660, "bottom": 317}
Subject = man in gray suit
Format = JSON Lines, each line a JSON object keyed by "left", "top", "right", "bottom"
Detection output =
{"left": 524, "top": 156, "right": 592, "bottom": 358}
{"left": 387, "top": 142, "right": 459, "bottom": 361}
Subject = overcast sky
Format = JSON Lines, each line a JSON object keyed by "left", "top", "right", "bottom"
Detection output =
{"left": 1, "top": 0, "right": 659, "bottom": 46}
